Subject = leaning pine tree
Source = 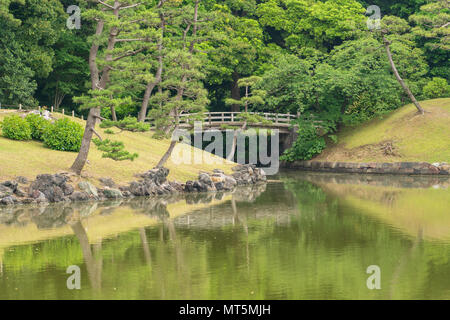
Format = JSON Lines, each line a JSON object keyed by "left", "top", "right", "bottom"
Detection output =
{"left": 149, "top": 0, "right": 210, "bottom": 168}
{"left": 71, "top": 0, "right": 153, "bottom": 175}
{"left": 372, "top": 16, "right": 426, "bottom": 115}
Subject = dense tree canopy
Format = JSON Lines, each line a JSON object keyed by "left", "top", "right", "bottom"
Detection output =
{"left": 0, "top": 0, "right": 449, "bottom": 164}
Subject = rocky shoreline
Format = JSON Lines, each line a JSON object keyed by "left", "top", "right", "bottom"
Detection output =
{"left": 0, "top": 164, "right": 267, "bottom": 206}
{"left": 281, "top": 161, "right": 450, "bottom": 175}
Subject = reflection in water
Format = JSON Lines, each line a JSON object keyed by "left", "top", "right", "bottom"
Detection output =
{"left": 0, "top": 174, "right": 449, "bottom": 300}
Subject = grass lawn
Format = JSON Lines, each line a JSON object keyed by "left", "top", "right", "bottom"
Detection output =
{"left": 0, "top": 110, "right": 234, "bottom": 185}
{"left": 315, "top": 98, "right": 450, "bottom": 163}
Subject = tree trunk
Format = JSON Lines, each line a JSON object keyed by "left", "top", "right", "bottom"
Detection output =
{"left": 138, "top": 8, "right": 165, "bottom": 122}
{"left": 70, "top": 107, "right": 100, "bottom": 174}
{"left": 231, "top": 72, "right": 241, "bottom": 112}
{"left": 383, "top": 37, "right": 425, "bottom": 114}
{"left": 110, "top": 106, "right": 117, "bottom": 121}
{"left": 156, "top": 139, "right": 177, "bottom": 168}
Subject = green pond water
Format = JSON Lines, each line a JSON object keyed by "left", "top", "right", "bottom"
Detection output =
{"left": 0, "top": 171, "right": 449, "bottom": 300}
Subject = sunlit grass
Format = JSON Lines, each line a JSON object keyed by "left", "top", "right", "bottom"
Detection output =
{"left": 0, "top": 110, "right": 234, "bottom": 184}
{"left": 316, "top": 98, "right": 450, "bottom": 163}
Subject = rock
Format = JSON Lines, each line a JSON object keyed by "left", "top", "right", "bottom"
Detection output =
{"left": 69, "top": 191, "right": 90, "bottom": 202}
{"left": 35, "top": 191, "right": 48, "bottom": 203}
{"left": 198, "top": 172, "right": 216, "bottom": 191}
{"left": 139, "top": 167, "right": 169, "bottom": 185}
{"left": 62, "top": 184, "right": 74, "bottom": 196}
{"left": 78, "top": 181, "right": 98, "bottom": 198}
{"left": 2, "top": 180, "right": 18, "bottom": 192}
{"left": 214, "top": 182, "right": 224, "bottom": 191}
{"left": 122, "top": 191, "right": 132, "bottom": 198}
{"left": 0, "top": 185, "right": 13, "bottom": 198}
{"left": 184, "top": 181, "right": 196, "bottom": 192}
{"left": 223, "top": 176, "right": 237, "bottom": 190}
{"left": 29, "top": 174, "right": 70, "bottom": 202}
{"left": 14, "top": 188, "right": 27, "bottom": 197}
{"left": 16, "top": 176, "right": 29, "bottom": 184}
{"left": 439, "top": 164, "right": 450, "bottom": 175}
{"left": 1, "top": 196, "right": 15, "bottom": 205}
{"left": 99, "top": 177, "right": 116, "bottom": 188}
{"left": 102, "top": 188, "right": 123, "bottom": 199}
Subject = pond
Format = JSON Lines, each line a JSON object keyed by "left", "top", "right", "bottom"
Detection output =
{"left": 0, "top": 171, "right": 449, "bottom": 300}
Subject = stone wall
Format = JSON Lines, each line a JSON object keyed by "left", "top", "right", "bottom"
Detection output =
{"left": 281, "top": 161, "right": 450, "bottom": 175}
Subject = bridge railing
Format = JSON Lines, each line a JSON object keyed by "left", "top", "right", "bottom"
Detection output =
{"left": 176, "top": 112, "right": 299, "bottom": 125}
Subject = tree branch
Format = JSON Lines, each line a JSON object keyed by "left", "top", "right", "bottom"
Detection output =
{"left": 91, "top": 128, "right": 103, "bottom": 141}
{"left": 97, "top": 0, "right": 114, "bottom": 9}
{"left": 120, "top": 2, "right": 142, "bottom": 10}
{"left": 112, "top": 47, "right": 146, "bottom": 61}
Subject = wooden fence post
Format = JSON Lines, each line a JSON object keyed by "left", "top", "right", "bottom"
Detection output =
{"left": 275, "top": 113, "right": 279, "bottom": 124}
{"left": 19, "top": 104, "right": 22, "bottom": 110}
{"left": 62, "top": 109, "right": 65, "bottom": 115}
{"left": 72, "top": 110, "right": 75, "bottom": 117}
{"left": 221, "top": 112, "right": 224, "bottom": 122}
{"left": 51, "top": 106, "right": 54, "bottom": 113}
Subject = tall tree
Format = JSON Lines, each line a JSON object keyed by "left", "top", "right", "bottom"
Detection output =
{"left": 71, "top": 0, "right": 152, "bottom": 175}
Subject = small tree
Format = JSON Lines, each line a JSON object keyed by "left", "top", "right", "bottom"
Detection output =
{"left": 225, "top": 76, "right": 266, "bottom": 112}
{"left": 149, "top": 0, "right": 210, "bottom": 168}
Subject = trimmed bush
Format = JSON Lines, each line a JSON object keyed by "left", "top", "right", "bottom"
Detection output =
{"left": 423, "top": 77, "right": 450, "bottom": 99}
{"left": 43, "top": 118, "right": 84, "bottom": 152}
{"left": 25, "top": 113, "right": 51, "bottom": 140}
{"left": 0, "top": 115, "right": 32, "bottom": 140}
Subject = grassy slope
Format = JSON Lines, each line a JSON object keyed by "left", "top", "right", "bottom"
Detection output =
{"left": 0, "top": 110, "right": 234, "bottom": 184}
{"left": 315, "top": 98, "right": 450, "bottom": 163}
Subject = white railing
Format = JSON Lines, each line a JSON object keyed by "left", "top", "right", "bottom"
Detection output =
{"left": 147, "top": 112, "right": 299, "bottom": 126}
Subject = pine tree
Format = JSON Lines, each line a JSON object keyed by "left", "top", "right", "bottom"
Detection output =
{"left": 71, "top": 0, "right": 153, "bottom": 175}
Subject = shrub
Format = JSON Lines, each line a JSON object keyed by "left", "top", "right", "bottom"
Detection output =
{"left": 281, "top": 121, "right": 326, "bottom": 161}
{"left": 43, "top": 118, "right": 84, "bottom": 152}
{"left": 423, "top": 77, "right": 450, "bottom": 99}
{"left": 25, "top": 113, "right": 50, "bottom": 140}
{"left": 0, "top": 115, "right": 32, "bottom": 140}
{"left": 99, "top": 116, "right": 150, "bottom": 132}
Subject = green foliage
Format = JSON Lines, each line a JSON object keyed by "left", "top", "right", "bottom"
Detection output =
{"left": 43, "top": 118, "right": 84, "bottom": 152}
{"left": 281, "top": 120, "right": 326, "bottom": 162}
{"left": 0, "top": 0, "right": 64, "bottom": 106}
{"left": 104, "top": 129, "right": 115, "bottom": 135}
{"left": 238, "top": 112, "right": 272, "bottom": 125}
{"left": 0, "top": 115, "right": 32, "bottom": 141}
{"left": 423, "top": 77, "right": 450, "bottom": 99}
{"left": 92, "top": 138, "right": 139, "bottom": 161}
{"left": 25, "top": 113, "right": 50, "bottom": 140}
{"left": 99, "top": 116, "right": 150, "bottom": 132}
